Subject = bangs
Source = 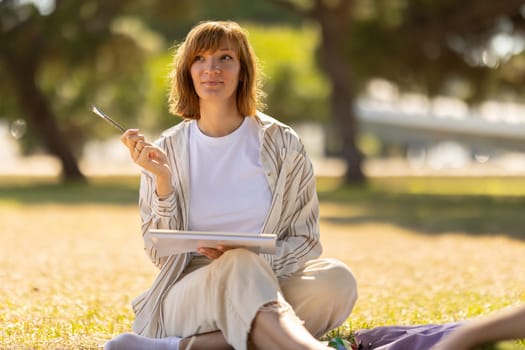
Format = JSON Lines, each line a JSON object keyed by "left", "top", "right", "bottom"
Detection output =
{"left": 186, "top": 25, "right": 240, "bottom": 60}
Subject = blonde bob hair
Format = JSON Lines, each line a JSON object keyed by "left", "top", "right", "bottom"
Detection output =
{"left": 168, "top": 21, "right": 265, "bottom": 119}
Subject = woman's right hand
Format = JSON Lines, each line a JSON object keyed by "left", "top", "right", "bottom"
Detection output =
{"left": 197, "top": 246, "right": 235, "bottom": 260}
{"left": 121, "top": 129, "right": 173, "bottom": 197}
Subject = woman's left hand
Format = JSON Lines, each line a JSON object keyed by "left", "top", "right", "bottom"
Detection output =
{"left": 197, "top": 246, "right": 235, "bottom": 259}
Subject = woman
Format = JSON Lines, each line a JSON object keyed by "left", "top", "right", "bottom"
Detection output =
{"left": 105, "top": 20, "right": 357, "bottom": 350}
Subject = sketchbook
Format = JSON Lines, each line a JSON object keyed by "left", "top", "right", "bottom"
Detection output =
{"left": 147, "top": 229, "right": 277, "bottom": 256}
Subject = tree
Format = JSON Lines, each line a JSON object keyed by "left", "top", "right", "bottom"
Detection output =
{"left": 0, "top": 0, "right": 312, "bottom": 183}
{"left": 268, "top": 0, "right": 525, "bottom": 183}
{"left": 268, "top": 0, "right": 365, "bottom": 183}
{"left": 348, "top": 0, "right": 525, "bottom": 101}
{"left": 0, "top": 0, "right": 189, "bottom": 182}
{"left": 4, "top": 0, "right": 523, "bottom": 183}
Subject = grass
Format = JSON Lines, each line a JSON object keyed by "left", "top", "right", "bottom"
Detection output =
{"left": 1, "top": 175, "right": 524, "bottom": 349}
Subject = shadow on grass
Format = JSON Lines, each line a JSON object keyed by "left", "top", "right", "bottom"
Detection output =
{"left": 318, "top": 180, "right": 525, "bottom": 241}
{"left": 2, "top": 176, "right": 525, "bottom": 241}
{"left": 0, "top": 176, "right": 140, "bottom": 205}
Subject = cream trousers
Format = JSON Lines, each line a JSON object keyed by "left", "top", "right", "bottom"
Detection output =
{"left": 162, "top": 249, "right": 357, "bottom": 350}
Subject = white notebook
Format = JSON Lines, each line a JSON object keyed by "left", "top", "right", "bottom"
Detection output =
{"left": 147, "top": 229, "right": 277, "bottom": 256}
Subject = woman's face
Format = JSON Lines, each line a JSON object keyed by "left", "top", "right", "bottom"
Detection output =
{"left": 190, "top": 39, "right": 241, "bottom": 105}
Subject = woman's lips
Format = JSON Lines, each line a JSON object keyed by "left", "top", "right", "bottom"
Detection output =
{"left": 202, "top": 81, "right": 222, "bottom": 86}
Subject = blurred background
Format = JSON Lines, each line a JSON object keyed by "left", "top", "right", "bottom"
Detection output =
{"left": 2, "top": 0, "right": 525, "bottom": 183}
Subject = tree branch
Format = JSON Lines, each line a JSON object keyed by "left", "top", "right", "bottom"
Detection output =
{"left": 264, "top": 0, "right": 316, "bottom": 18}
{"left": 402, "top": 0, "right": 525, "bottom": 44}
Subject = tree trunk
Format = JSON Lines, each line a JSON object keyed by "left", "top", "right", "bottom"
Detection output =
{"left": 266, "top": 0, "right": 365, "bottom": 183}
{"left": 314, "top": 0, "right": 365, "bottom": 183}
{"left": 6, "top": 55, "right": 86, "bottom": 183}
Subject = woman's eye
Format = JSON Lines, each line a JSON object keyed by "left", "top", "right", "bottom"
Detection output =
{"left": 194, "top": 55, "right": 204, "bottom": 62}
{"left": 221, "top": 55, "right": 233, "bottom": 60}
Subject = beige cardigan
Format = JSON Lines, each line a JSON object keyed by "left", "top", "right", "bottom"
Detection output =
{"left": 131, "top": 112, "right": 322, "bottom": 337}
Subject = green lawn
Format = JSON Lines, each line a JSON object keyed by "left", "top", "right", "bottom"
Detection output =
{"left": 1, "top": 176, "right": 524, "bottom": 349}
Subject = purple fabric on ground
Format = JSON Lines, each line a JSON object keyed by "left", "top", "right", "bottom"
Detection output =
{"left": 355, "top": 322, "right": 464, "bottom": 350}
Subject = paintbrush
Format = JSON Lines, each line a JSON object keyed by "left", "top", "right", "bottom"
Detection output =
{"left": 91, "top": 105, "right": 126, "bottom": 132}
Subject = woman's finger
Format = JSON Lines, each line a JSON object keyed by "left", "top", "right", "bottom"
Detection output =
{"left": 197, "top": 247, "right": 224, "bottom": 259}
{"left": 123, "top": 131, "right": 146, "bottom": 151}
{"left": 135, "top": 139, "right": 144, "bottom": 152}
{"left": 130, "top": 142, "right": 172, "bottom": 178}
{"left": 120, "top": 129, "right": 139, "bottom": 147}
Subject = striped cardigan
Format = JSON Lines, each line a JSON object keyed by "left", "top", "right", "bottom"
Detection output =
{"left": 132, "top": 111, "right": 322, "bottom": 337}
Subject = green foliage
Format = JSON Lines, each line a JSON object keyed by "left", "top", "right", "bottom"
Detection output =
{"left": 140, "top": 53, "right": 175, "bottom": 132}
{"left": 0, "top": 1, "right": 186, "bottom": 156}
{"left": 0, "top": 0, "right": 329, "bottom": 154}
{"left": 3, "top": 0, "right": 525, "bottom": 181}
{"left": 246, "top": 24, "right": 330, "bottom": 123}
{"left": 347, "top": 0, "right": 525, "bottom": 101}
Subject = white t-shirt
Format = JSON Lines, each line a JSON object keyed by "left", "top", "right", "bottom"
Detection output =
{"left": 188, "top": 117, "right": 272, "bottom": 234}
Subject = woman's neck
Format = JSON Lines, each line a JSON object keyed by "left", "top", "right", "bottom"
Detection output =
{"left": 197, "top": 101, "right": 244, "bottom": 137}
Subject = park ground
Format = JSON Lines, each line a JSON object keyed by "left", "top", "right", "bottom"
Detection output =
{"left": 0, "top": 175, "right": 524, "bottom": 349}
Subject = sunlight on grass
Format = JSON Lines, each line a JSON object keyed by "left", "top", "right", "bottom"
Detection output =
{"left": 0, "top": 204, "right": 157, "bottom": 349}
{"left": 1, "top": 176, "right": 524, "bottom": 349}
{"left": 316, "top": 176, "right": 525, "bottom": 197}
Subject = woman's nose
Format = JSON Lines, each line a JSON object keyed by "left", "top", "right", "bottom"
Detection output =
{"left": 205, "top": 59, "right": 221, "bottom": 73}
